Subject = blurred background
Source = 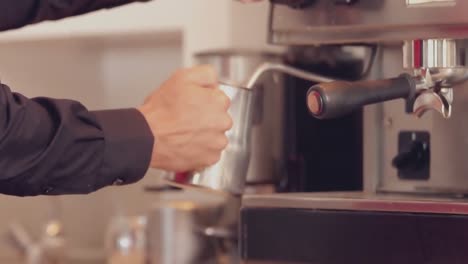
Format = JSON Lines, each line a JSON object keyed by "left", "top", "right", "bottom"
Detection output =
{"left": 0, "top": 0, "right": 277, "bottom": 263}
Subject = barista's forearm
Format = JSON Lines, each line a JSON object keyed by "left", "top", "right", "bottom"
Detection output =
{"left": 0, "top": 0, "right": 149, "bottom": 31}
{"left": 0, "top": 82, "right": 153, "bottom": 196}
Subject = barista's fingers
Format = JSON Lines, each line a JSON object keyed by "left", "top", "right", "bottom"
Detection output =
{"left": 183, "top": 65, "right": 218, "bottom": 87}
{"left": 212, "top": 88, "right": 231, "bottom": 110}
{"left": 205, "top": 152, "right": 223, "bottom": 167}
{"left": 209, "top": 134, "right": 229, "bottom": 150}
{"left": 220, "top": 115, "right": 233, "bottom": 131}
{"left": 205, "top": 111, "right": 232, "bottom": 131}
{"left": 194, "top": 166, "right": 206, "bottom": 173}
{"left": 194, "top": 152, "right": 222, "bottom": 171}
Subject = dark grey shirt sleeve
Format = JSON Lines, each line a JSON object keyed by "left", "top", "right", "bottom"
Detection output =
{"left": 0, "top": 0, "right": 150, "bottom": 31}
{"left": 0, "top": 0, "right": 154, "bottom": 196}
{"left": 0, "top": 83, "right": 154, "bottom": 196}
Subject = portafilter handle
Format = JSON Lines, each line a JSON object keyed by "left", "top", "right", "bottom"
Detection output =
{"left": 307, "top": 74, "right": 416, "bottom": 119}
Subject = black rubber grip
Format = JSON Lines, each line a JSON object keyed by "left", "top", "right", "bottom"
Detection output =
{"left": 307, "top": 73, "right": 416, "bottom": 119}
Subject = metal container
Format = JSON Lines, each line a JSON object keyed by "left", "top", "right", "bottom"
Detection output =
{"left": 195, "top": 50, "right": 285, "bottom": 186}
{"left": 145, "top": 199, "right": 223, "bottom": 264}
{"left": 168, "top": 83, "right": 256, "bottom": 195}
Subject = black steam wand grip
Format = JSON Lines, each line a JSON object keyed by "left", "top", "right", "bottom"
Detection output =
{"left": 307, "top": 73, "right": 416, "bottom": 119}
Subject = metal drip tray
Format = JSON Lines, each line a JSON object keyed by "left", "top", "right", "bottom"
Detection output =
{"left": 242, "top": 191, "right": 468, "bottom": 215}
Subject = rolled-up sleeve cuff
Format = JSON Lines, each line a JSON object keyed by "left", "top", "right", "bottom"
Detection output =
{"left": 92, "top": 108, "right": 154, "bottom": 187}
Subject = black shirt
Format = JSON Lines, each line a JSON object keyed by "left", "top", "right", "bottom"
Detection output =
{"left": 0, "top": 0, "right": 154, "bottom": 196}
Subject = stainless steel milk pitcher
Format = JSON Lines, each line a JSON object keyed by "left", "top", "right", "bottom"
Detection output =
{"left": 167, "top": 82, "right": 255, "bottom": 195}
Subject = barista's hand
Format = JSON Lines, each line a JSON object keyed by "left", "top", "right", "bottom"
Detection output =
{"left": 138, "top": 65, "right": 232, "bottom": 172}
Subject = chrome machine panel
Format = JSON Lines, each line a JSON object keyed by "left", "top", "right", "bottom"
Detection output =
{"left": 269, "top": 0, "right": 468, "bottom": 45}
{"left": 269, "top": 0, "right": 468, "bottom": 196}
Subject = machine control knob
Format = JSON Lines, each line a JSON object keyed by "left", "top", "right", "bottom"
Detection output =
{"left": 307, "top": 90, "right": 323, "bottom": 116}
{"left": 270, "top": 0, "right": 316, "bottom": 9}
{"left": 392, "top": 141, "right": 429, "bottom": 172}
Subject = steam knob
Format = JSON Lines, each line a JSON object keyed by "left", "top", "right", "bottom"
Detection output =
{"left": 392, "top": 141, "right": 429, "bottom": 172}
{"left": 307, "top": 90, "right": 323, "bottom": 116}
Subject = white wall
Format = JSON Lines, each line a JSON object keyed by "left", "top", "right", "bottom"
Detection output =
{"left": 0, "top": 0, "right": 277, "bottom": 262}
{"left": 0, "top": 0, "right": 279, "bottom": 65}
{"left": 0, "top": 34, "right": 182, "bottom": 262}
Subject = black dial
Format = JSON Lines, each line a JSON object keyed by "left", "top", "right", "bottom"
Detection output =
{"left": 392, "top": 131, "right": 430, "bottom": 181}
{"left": 392, "top": 141, "right": 429, "bottom": 172}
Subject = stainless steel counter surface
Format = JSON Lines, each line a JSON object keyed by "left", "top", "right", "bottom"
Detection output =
{"left": 242, "top": 191, "right": 468, "bottom": 215}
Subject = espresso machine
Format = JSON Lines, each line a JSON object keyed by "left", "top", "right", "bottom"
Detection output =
{"left": 239, "top": 0, "right": 468, "bottom": 263}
